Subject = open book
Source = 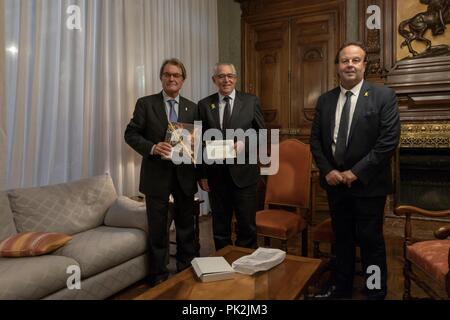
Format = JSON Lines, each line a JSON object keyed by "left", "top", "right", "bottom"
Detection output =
{"left": 164, "top": 122, "right": 199, "bottom": 164}
{"left": 191, "top": 257, "right": 235, "bottom": 282}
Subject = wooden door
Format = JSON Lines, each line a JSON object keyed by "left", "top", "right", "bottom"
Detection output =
{"left": 244, "top": 20, "right": 290, "bottom": 129}
{"left": 290, "top": 12, "right": 339, "bottom": 141}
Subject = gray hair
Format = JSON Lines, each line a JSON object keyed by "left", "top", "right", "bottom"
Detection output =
{"left": 212, "top": 63, "right": 237, "bottom": 76}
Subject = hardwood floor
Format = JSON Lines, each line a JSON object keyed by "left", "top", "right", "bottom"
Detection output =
{"left": 112, "top": 213, "right": 448, "bottom": 300}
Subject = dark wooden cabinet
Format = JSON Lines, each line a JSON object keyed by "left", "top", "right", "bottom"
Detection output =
{"left": 237, "top": 0, "right": 345, "bottom": 218}
{"left": 238, "top": 0, "right": 346, "bottom": 142}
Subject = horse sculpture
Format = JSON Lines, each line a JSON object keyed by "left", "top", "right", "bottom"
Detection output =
{"left": 398, "top": 0, "right": 450, "bottom": 56}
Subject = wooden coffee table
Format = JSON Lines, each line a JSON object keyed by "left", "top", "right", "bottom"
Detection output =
{"left": 135, "top": 246, "right": 322, "bottom": 300}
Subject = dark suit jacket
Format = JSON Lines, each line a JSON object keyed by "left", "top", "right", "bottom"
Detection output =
{"left": 198, "top": 91, "right": 265, "bottom": 188}
{"left": 310, "top": 81, "right": 400, "bottom": 197}
{"left": 124, "top": 92, "right": 198, "bottom": 197}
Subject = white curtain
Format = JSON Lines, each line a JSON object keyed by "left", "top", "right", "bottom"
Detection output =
{"left": 1, "top": 0, "right": 218, "bottom": 213}
{"left": 0, "top": 0, "right": 6, "bottom": 191}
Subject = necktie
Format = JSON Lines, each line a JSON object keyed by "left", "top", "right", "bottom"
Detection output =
{"left": 334, "top": 91, "right": 353, "bottom": 168}
{"left": 168, "top": 99, "right": 177, "bottom": 123}
{"left": 222, "top": 96, "right": 231, "bottom": 129}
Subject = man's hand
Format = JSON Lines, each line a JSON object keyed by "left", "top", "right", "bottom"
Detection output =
{"left": 325, "top": 170, "right": 344, "bottom": 186}
{"left": 198, "top": 179, "right": 210, "bottom": 192}
{"left": 341, "top": 170, "right": 358, "bottom": 188}
{"left": 154, "top": 142, "right": 172, "bottom": 158}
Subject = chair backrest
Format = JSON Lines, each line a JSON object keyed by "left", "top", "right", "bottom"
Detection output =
{"left": 265, "top": 139, "right": 312, "bottom": 209}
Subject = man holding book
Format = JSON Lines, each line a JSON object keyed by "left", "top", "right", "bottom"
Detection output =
{"left": 124, "top": 58, "right": 198, "bottom": 287}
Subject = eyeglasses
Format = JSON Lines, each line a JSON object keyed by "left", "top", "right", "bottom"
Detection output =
{"left": 215, "top": 73, "right": 237, "bottom": 80}
{"left": 162, "top": 72, "right": 183, "bottom": 79}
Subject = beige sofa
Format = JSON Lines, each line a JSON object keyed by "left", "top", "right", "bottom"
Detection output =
{"left": 0, "top": 174, "right": 149, "bottom": 300}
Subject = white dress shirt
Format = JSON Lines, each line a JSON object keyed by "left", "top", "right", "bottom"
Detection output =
{"left": 162, "top": 90, "right": 180, "bottom": 121}
{"left": 218, "top": 89, "right": 236, "bottom": 128}
{"left": 332, "top": 79, "right": 364, "bottom": 155}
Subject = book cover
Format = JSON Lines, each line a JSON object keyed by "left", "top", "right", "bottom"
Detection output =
{"left": 191, "top": 257, "right": 235, "bottom": 282}
{"left": 164, "top": 122, "right": 199, "bottom": 163}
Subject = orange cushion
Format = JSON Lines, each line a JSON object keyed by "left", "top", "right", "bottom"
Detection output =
{"left": 311, "top": 218, "right": 335, "bottom": 243}
{"left": 406, "top": 240, "right": 450, "bottom": 285}
{"left": 256, "top": 209, "right": 306, "bottom": 239}
{"left": 0, "top": 232, "right": 72, "bottom": 257}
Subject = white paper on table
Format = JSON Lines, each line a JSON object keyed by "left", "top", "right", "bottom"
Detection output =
{"left": 205, "top": 140, "right": 236, "bottom": 159}
{"left": 231, "top": 247, "right": 286, "bottom": 275}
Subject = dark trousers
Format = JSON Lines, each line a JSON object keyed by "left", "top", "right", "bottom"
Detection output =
{"left": 327, "top": 191, "right": 387, "bottom": 299}
{"left": 145, "top": 171, "right": 196, "bottom": 280}
{"left": 209, "top": 167, "right": 257, "bottom": 251}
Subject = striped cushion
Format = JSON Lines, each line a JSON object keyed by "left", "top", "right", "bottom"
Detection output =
{"left": 0, "top": 232, "right": 72, "bottom": 257}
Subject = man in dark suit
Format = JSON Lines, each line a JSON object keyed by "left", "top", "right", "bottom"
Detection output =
{"left": 310, "top": 42, "right": 400, "bottom": 300}
{"left": 198, "top": 63, "right": 265, "bottom": 251}
{"left": 124, "top": 58, "right": 197, "bottom": 287}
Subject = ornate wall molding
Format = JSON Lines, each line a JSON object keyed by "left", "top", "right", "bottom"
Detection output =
{"left": 400, "top": 122, "right": 450, "bottom": 148}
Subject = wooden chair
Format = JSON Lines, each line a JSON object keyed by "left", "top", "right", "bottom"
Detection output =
{"left": 256, "top": 139, "right": 311, "bottom": 256}
{"left": 311, "top": 217, "right": 335, "bottom": 258}
{"left": 395, "top": 205, "right": 450, "bottom": 299}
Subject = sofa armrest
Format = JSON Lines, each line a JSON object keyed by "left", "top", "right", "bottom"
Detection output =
{"left": 104, "top": 196, "right": 148, "bottom": 233}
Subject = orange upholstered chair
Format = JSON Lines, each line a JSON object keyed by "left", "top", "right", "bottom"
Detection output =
{"left": 256, "top": 139, "right": 311, "bottom": 256}
{"left": 395, "top": 205, "right": 450, "bottom": 299}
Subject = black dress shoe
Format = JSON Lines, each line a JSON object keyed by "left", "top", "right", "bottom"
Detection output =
{"left": 313, "top": 285, "right": 353, "bottom": 300}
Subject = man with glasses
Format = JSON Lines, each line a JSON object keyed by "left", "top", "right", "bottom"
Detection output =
{"left": 310, "top": 42, "right": 400, "bottom": 299}
{"left": 198, "top": 63, "right": 265, "bottom": 251}
{"left": 125, "top": 58, "right": 197, "bottom": 287}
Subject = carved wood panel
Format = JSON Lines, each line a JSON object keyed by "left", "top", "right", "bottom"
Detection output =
{"left": 290, "top": 13, "right": 337, "bottom": 139}
{"left": 239, "top": 0, "right": 334, "bottom": 18}
{"left": 383, "top": 0, "right": 450, "bottom": 124}
{"left": 240, "top": 0, "right": 345, "bottom": 139}
{"left": 244, "top": 20, "right": 290, "bottom": 128}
